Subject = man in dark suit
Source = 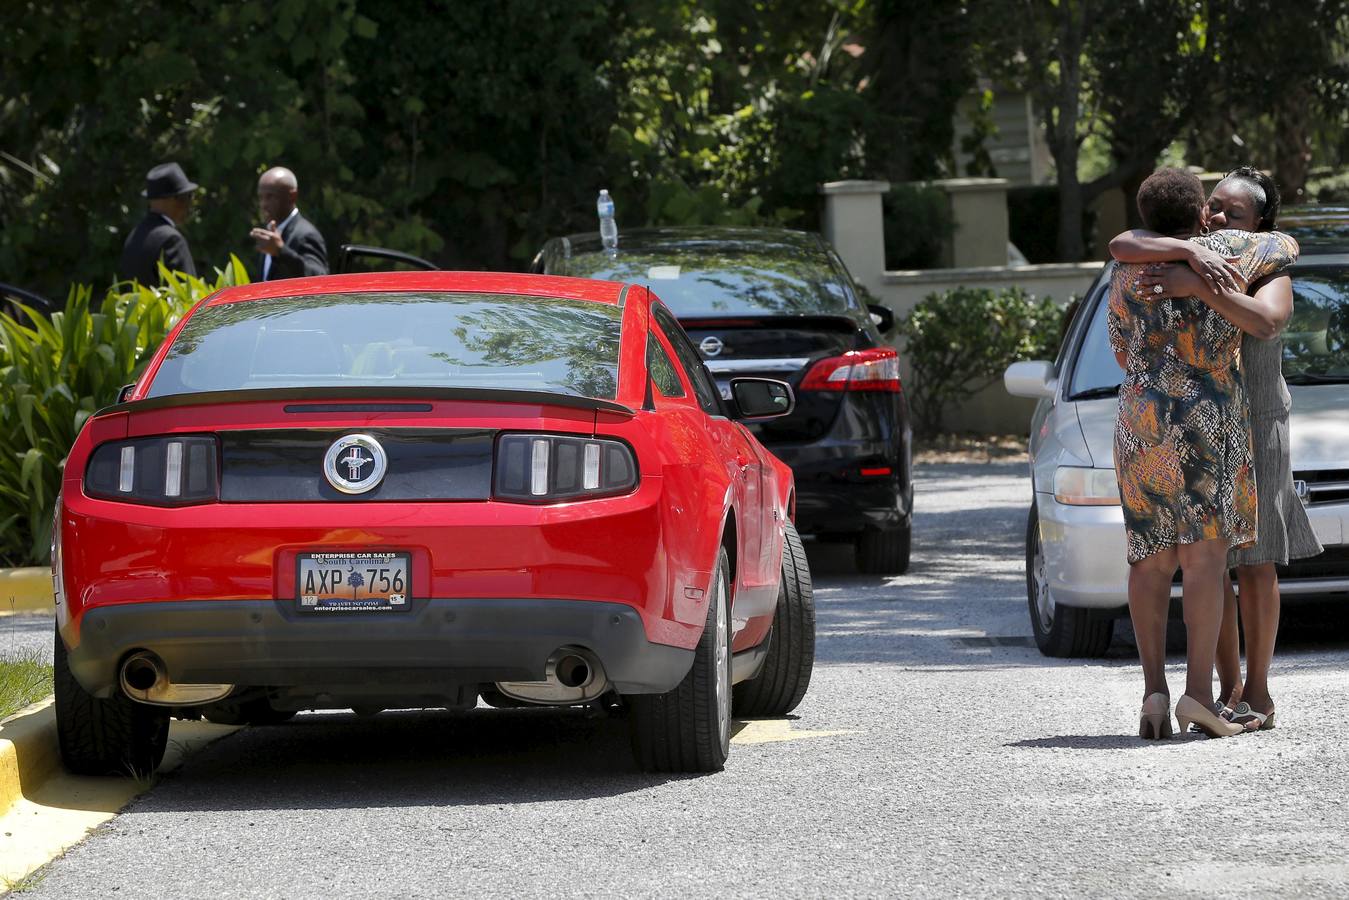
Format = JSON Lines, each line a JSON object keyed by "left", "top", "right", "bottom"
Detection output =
{"left": 250, "top": 167, "right": 329, "bottom": 280}
{"left": 119, "top": 162, "right": 199, "bottom": 284}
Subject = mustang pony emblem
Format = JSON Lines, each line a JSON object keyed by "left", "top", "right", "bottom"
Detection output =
{"left": 323, "top": 434, "right": 388, "bottom": 494}
{"left": 342, "top": 447, "right": 373, "bottom": 481}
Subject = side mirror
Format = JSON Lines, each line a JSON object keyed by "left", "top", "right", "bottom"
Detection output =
{"left": 867, "top": 303, "right": 895, "bottom": 333}
{"left": 117, "top": 383, "right": 137, "bottom": 403}
{"left": 729, "top": 377, "right": 794, "bottom": 419}
{"left": 1003, "top": 361, "right": 1057, "bottom": 400}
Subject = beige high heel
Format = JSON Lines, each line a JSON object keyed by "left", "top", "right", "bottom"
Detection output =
{"left": 1138, "top": 692, "right": 1173, "bottom": 740}
{"left": 1175, "top": 694, "right": 1244, "bottom": 738}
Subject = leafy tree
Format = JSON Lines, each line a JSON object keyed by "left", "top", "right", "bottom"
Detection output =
{"left": 977, "top": 1, "right": 1211, "bottom": 260}
{"left": 1185, "top": 0, "right": 1349, "bottom": 199}
{"left": 0, "top": 0, "right": 983, "bottom": 294}
{"left": 860, "top": 0, "right": 978, "bottom": 183}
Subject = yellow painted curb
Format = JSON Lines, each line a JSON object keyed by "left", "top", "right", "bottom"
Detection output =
{"left": 1, "top": 568, "right": 52, "bottom": 615}
{"left": 0, "top": 699, "right": 238, "bottom": 888}
{"left": 0, "top": 699, "right": 59, "bottom": 819}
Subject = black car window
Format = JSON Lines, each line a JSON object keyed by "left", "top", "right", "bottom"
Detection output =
{"left": 565, "top": 246, "right": 854, "bottom": 317}
{"left": 647, "top": 330, "right": 685, "bottom": 398}
{"left": 653, "top": 305, "right": 721, "bottom": 415}
{"left": 148, "top": 291, "right": 623, "bottom": 400}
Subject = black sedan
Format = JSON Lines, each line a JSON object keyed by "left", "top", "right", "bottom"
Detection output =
{"left": 532, "top": 226, "right": 913, "bottom": 574}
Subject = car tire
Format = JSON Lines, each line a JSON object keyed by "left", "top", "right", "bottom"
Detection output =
{"left": 201, "top": 696, "right": 297, "bottom": 726}
{"left": 733, "top": 520, "right": 815, "bottom": 717}
{"left": 855, "top": 522, "right": 911, "bottom": 575}
{"left": 629, "top": 546, "right": 733, "bottom": 773}
{"left": 54, "top": 629, "right": 169, "bottom": 778}
{"left": 1026, "top": 503, "right": 1114, "bottom": 658}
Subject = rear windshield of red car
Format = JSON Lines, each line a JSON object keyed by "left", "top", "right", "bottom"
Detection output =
{"left": 146, "top": 291, "right": 623, "bottom": 400}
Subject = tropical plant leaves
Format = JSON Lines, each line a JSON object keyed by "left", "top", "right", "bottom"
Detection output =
{"left": 0, "top": 257, "right": 250, "bottom": 565}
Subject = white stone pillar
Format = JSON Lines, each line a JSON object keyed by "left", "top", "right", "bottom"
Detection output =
{"left": 930, "top": 177, "right": 1010, "bottom": 268}
{"left": 820, "top": 180, "right": 891, "bottom": 297}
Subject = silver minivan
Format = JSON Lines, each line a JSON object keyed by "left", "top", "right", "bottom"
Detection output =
{"left": 1005, "top": 251, "right": 1349, "bottom": 656}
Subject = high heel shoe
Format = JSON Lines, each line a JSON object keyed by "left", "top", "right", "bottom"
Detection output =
{"left": 1175, "top": 695, "right": 1244, "bottom": 738}
{"left": 1138, "top": 692, "right": 1173, "bottom": 740}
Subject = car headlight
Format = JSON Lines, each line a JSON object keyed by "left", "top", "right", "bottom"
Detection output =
{"left": 1053, "top": 466, "right": 1121, "bottom": 506}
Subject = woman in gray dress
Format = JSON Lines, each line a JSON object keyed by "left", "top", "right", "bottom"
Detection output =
{"left": 1111, "top": 167, "right": 1323, "bottom": 731}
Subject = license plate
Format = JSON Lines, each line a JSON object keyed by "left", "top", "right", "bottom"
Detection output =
{"left": 296, "top": 551, "right": 411, "bottom": 613}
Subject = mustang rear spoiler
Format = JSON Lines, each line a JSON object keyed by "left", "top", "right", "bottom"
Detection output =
{"left": 99, "top": 386, "right": 635, "bottom": 418}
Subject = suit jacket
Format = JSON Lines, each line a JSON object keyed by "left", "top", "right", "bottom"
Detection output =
{"left": 262, "top": 212, "right": 329, "bottom": 280}
{"left": 119, "top": 213, "right": 196, "bottom": 284}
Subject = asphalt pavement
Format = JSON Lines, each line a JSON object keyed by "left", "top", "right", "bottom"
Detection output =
{"left": 7, "top": 461, "right": 1349, "bottom": 898}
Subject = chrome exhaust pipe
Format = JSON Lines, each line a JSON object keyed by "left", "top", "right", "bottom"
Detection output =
{"left": 119, "top": 651, "right": 234, "bottom": 706}
{"left": 496, "top": 647, "right": 608, "bottom": 705}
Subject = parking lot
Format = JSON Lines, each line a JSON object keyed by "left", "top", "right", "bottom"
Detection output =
{"left": 7, "top": 460, "right": 1349, "bottom": 897}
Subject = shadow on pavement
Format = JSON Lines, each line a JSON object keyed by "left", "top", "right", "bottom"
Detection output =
{"left": 137, "top": 706, "right": 746, "bottom": 813}
{"left": 1004, "top": 734, "right": 1159, "bottom": 751}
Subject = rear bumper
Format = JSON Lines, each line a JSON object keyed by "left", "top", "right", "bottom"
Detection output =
{"left": 760, "top": 398, "right": 911, "bottom": 536}
{"left": 793, "top": 479, "right": 911, "bottom": 534}
{"left": 64, "top": 598, "right": 694, "bottom": 700}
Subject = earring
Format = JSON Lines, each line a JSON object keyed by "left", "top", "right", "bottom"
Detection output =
{"left": 1200, "top": 224, "right": 1210, "bottom": 236}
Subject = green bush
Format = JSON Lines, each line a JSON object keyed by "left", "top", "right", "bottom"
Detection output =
{"left": 1306, "top": 169, "right": 1349, "bottom": 203}
{"left": 883, "top": 184, "right": 955, "bottom": 270}
{"left": 0, "top": 260, "right": 249, "bottom": 566}
{"left": 899, "top": 285, "right": 1063, "bottom": 436}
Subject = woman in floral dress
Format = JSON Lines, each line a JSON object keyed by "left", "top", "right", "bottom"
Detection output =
{"left": 1107, "top": 169, "right": 1298, "bottom": 739}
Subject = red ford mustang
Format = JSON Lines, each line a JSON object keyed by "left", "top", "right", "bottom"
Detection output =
{"left": 53, "top": 272, "right": 815, "bottom": 776}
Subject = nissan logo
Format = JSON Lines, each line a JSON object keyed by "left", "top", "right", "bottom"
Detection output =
{"left": 699, "top": 336, "right": 725, "bottom": 357}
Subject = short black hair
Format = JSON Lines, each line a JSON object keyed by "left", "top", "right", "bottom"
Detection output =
{"left": 1137, "top": 168, "right": 1205, "bottom": 235}
{"left": 1220, "top": 165, "right": 1281, "bottom": 231}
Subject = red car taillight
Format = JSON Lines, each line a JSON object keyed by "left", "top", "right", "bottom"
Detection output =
{"left": 799, "top": 347, "right": 902, "bottom": 393}
{"left": 83, "top": 435, "right": 220, "bottom": 506}
{"left": 493, "top": 433, "right": 638, "bottom": 503}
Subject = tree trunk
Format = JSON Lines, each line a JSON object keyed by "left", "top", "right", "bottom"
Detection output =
{"left": 1056, "top": 155, "right": 1085, "bottom": 263}
{"left": 1275, "top": 85, "right": 1313, "bottom": 202}
{"left": 1049, "top": 0, "right": 1088, "bottom": 262}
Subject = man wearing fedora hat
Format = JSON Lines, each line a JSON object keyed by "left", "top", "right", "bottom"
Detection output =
{"left": 119, "top": 162, "right": 199, "bottom": 285}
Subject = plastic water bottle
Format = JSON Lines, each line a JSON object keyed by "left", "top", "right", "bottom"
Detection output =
{"left": 597, "top": 189, "right": 618, "bottom": 251}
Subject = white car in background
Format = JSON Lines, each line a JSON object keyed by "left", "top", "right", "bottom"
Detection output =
{"left": 1004, "top": 238, "right": 1349, "bottom": 657}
